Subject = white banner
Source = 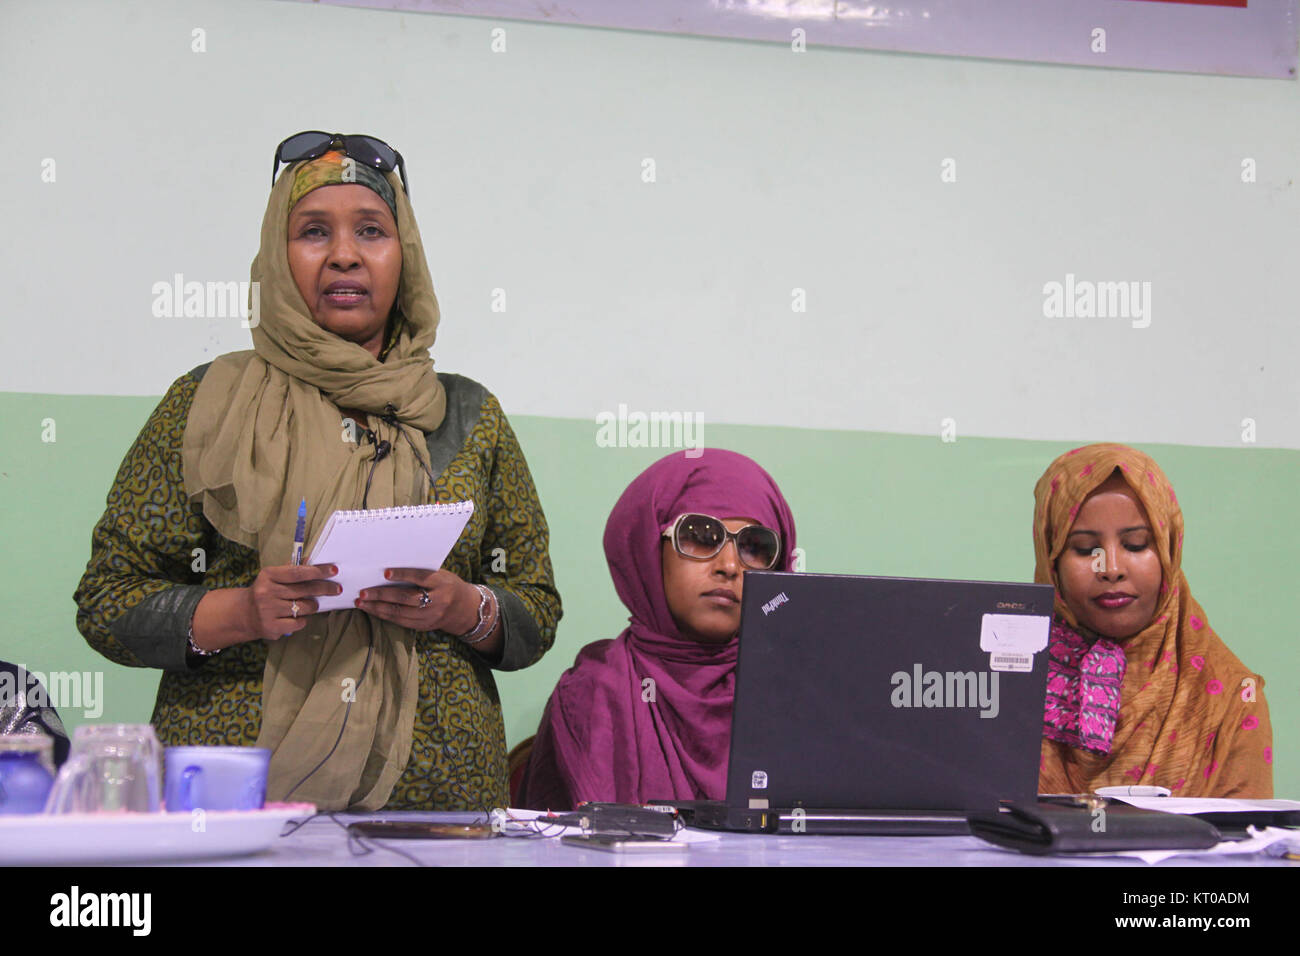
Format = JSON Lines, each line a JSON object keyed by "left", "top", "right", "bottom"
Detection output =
{"left": 286, "top": 0, "right": 1298, "bottom": 79}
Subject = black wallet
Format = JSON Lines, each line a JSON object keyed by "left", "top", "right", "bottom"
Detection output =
{"left": 968, "top": 799, "right": 1222, "bottom": 855}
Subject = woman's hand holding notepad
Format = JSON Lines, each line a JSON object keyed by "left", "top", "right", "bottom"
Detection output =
{"left": 306, "top": 502, "right": 475, "bottom": 612}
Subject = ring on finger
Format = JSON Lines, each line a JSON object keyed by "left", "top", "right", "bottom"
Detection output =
{"left": 291, "top": 601, "right": 300, "bottom": 619}
{"left": 419, "top": 589, "right": 431, "bottom": 609}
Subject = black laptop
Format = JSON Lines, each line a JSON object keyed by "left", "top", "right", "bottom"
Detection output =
{"left": 681, "top": 570, "right": 1054, "bottom": 835}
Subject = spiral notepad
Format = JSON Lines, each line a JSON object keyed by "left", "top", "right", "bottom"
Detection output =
{"left": 307, "top": 501, "right": 475, "bottom": 612}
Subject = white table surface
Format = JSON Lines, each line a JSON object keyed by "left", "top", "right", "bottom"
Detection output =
{"left": 168, "top": 811, "right": 1297, "bottom": 867}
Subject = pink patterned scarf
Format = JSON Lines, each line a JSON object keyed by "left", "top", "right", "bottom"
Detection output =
{"left": 1042, "top": 620, "right": 1126, "bottom": 755}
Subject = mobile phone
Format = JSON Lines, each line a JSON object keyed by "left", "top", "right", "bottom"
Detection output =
{"left": 561, "top": 834, "right": 687, "bottom": 853}
{"left": 347, "top": 821, "right": 498, "bottom": 840}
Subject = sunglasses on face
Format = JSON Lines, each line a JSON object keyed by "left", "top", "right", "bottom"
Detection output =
{"left": 272, "top": 130, "right": 409, "bottom": 194}
{"left": 662, "top": 513, "right": 782, "bottom": 571}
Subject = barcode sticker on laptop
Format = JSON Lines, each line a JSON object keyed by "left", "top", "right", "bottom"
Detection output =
{"left": 990, "top": 652, "right": 1033, "bottom": 673}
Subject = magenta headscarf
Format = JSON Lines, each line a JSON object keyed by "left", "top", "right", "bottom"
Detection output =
{"left": 518, "top": 449, "right": 797, "bottom": 810}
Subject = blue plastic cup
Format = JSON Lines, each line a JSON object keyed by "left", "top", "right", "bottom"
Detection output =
{"left": 163, "top": 746, "right": 270, "bottom": 812}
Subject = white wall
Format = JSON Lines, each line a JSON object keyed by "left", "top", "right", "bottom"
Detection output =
{"left": 2, "top": 0, "right": 1297, "bottom": 447}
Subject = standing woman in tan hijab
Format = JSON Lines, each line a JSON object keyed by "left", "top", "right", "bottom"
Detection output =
{"left": 75, "top": 132, "right": 561, "bottom": 811}
{"left": 1034, "top": 443, "right": 1272, "bottom": 797}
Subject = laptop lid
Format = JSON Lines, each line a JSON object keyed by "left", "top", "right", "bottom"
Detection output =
{"left": 726, "top": 571, "right": 1054, "bottom": 814}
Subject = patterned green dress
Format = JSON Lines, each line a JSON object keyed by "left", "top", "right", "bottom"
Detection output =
{"left": 74, "top": 365, "right": 560, "bottom": 810}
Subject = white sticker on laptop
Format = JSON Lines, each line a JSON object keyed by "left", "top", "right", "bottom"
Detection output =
{"left": 751, "top": 770, "right": 768, "bottom": 790}
{"left": 980, "top": 614, "right": 1049, "bottom": 672}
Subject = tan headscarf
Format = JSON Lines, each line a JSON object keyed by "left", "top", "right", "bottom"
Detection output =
{"left": 1033, "top": 444, "right": 1273, "bottom": 797}
{"left": 183, "top": 154, "right": 447, "bottom": 810}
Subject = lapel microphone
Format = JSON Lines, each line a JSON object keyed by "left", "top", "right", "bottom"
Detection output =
{"left": 359, "top": 427, "right": 391, "bottom": 461}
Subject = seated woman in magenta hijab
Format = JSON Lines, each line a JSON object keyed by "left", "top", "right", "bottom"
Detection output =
{"left": 518, "top": 448, "right": 797, "bottom": 810}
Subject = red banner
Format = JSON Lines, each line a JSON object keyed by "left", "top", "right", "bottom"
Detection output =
{"left": 1126, "top": 0, "right": 1248, "bottom": 6}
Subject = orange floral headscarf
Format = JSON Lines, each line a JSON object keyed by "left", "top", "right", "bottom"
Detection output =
{"left": 1033, "top": 443, "right": 1273, "bottom": 797}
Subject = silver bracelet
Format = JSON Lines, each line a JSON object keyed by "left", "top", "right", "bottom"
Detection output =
{"left": 186, "top": 615, "right": 218, "bottom": 658}
{"left": 464, "top": 595, "right": 499, "bottom": 646}
{"left": 457, "top": 585, "right": 490, "bottom": 640}
{"left": 460, "top": 585, "right": 498, "bottom": 645}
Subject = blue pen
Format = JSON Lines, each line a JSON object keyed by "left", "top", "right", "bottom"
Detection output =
{"left": 284, "top": 498, "right": 307, "bottom": 639}
{"left": 291, "top": 498, "right": 306, "bottom": 565}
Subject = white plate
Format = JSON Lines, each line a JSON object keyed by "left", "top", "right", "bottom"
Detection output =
{"left": 0, "top": 803, "right": 316, "bottom": 865}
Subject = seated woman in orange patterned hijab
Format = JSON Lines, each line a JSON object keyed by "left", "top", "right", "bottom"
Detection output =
{"left": 1033, "top": 444, "right": 1272, "bottom": 797}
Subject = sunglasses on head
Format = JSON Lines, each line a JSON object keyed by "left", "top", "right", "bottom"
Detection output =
{"left": 272, "top": 130, "right": 408, "bottom": 194}
{"left": 662, "top": 513, "right": 782, "bottom": 571}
